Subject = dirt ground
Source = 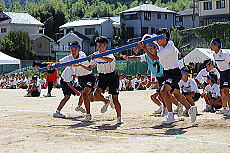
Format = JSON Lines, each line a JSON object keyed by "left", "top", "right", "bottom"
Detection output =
{"left": 0, "top": 89, "right": 230, "bottom": 153}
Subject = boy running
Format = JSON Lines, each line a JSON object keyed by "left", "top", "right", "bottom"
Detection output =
{"left": 88, "top": 36, "right": 123, "bottom": 124}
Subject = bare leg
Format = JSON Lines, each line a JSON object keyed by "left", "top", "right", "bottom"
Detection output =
{"left": 151, "top": 92, "right": 161, "bottom": 106}
{"left": 57, "top": 95, "right": 70, "bottom": 111}
{"left": 112, "top": 95, "right": 121, "bottom": 118}
{"left": 78, "top": 93, "right": 84, "bottom": 106}
{"left": 172, "top": 89, "right": 191, "bottom": 109}
{"left": 93, "top": 87, "right": 110, "bottom": 103}
{"left": 185, "top": 94, "right": 195, "bottom": 106}
{"left": 83, "top": 87, "right": 92, "bottom": 114}
{"left": 160, "top": 84, "right": 173, "bottom": 112}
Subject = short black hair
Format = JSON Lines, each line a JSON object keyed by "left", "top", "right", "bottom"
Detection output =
{"left": 203, "top": 59, "right": 213, "bottom": 67}
{"left": 70, "top": 41, "right": 81, "bottom": 48}
{"left": 156, "top": 29, "right": 170, "bottom": 41}
{"left": 32, "top": 76, "right": 38, "bottom": 80}
{"left": 95, "top": 36, "right": 108, "bottom": 44}
{"left": 207, "top": 72, "right": 218, "bottom": 83}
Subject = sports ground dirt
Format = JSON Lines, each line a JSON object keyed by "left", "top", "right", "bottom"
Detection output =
{"left": 0, "top": 89, "right": 230, "bottom": 153}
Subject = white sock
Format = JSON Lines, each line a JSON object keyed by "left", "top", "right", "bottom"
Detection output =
{"left": 56, "top": 110, "right": 60, "bottom": 113}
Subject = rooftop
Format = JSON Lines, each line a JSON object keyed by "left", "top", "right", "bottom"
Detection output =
{"left": 2, "top": 12, "right": 43, "bottom": 26}
{"left": 178, "top": 8, "right": 199, "bottom": 16}
{"left": 60, "top": 18, "right": 112, "bottom": 29}
{"left": 120, "top": 4, "right": 176, "bottom": 14}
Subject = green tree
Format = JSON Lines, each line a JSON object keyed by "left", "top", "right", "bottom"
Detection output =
{"left": 0, "top": 0, "right": 6, "bottom": 12}
{"left": 1, "top": 31, "right": 37, "bottom": 60}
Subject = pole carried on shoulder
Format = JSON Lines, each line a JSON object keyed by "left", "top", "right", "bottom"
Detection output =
{"left": 38, "top": 34, "right": 165, "bottom": 72}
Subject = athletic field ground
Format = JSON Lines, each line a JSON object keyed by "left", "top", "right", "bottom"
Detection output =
{"left": 0, "top": 89, "right": 229, "bottom": 153}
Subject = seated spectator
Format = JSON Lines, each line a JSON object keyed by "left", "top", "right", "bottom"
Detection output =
{"left": 201, "top": 73, "right": 222, "bottom": 112}
{"left": 8, "top": 74, "right": 17, "bottom": 89}
{"left": 39, "top": 75, "right": 47, "bottom": 89}
{"left": 125, "top": 76, "right": 133, "bottom": 91}
{"left": 119, "top": 74, "right": 126, "bottom": 91}
{"left": 131, "top": 73, "right": 143, "bottom": 90}
{"left": 24, "top": 76, "right": 41, "bottom": 97}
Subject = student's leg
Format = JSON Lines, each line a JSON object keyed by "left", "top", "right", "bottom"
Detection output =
{"left": 221, "top": 88, "right": 229, "bottom": 108}
{"left": 83, "top": 87, "right": 92, "bottom": 114}
{"left": 160, "top": 84, "right": 173, "bottom": 112}
{"left": 94, "top": 87, "right": 110, "bottom": 103}
{"left": 151, "top": 92, "right": 161, "bottom": 106}
{"left": 112, "top": 95, "right": 121, "bottom": 118}
{"left": 210, "top": 99, "right": 222, "bottom": 106}
{"left": 78, "top": 93, "right": 84, "bottom": 106}
{"left": 48, "top": 81, "right": 53, "bottom": 94}
{"left": 57, "top": 95, "right": 70, "bottom": 111}
{"left": 185, "top": 94, "right": 195, "bottom": 106}
{"left": 172, "top": 89, "right": 191, "bottom": 109}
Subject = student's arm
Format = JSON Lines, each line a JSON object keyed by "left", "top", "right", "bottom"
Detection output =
{"left": 96, "top": 56, "right": 113, "bottom": 62}
{"left": 66, "top": 82, "right": 81, "bottom": 96}
{"left": 138, "top": 42, "right": 159, "bottom": 60}
{"left": 120, "top": 55, "right": 141, "bottom": 60}
{"left": 73, "top": 63, "right": 93, "bottom": 71}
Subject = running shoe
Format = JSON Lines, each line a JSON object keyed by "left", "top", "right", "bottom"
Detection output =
{"left": 53, "top": 112, "right": 65, "bottom": 118}
{"left": 161, "top": 112, "right": 175, "bottom": 124}
{"left": 81, "top": 114, "right": 92, "bottom": 122}
{"left": 75, "top": 106, "right": 86, "bottom": 113}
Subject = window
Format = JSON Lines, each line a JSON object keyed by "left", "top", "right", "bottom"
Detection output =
{"left": 164, "top": 14, "right": 167, "bottom": 19}
{"left": 157, "top": 13, "right": 161, "bottom": 19}
{"left": 179, "top": 17, "right": 183, "bottom": 22}
{"left": 204, "top": 2, "right": 212, "bottom": 10}
{"left": 144, "top": 12, "right": 151, "bottom": 20}
{"left": 216, "top": 0, "right": 225, "bottom": 9}
{"left": 151, "top": 28, "right": 155, "bottom": 34}
{"left": 141, "top": 27, "right": 149, "bottom": 36}
{"left": 1, "top": 28, "right": 7, "bottom": 33}
{"left": 124, "top": 14, "right": 138, "bottom": 20}
{"left": 126, "top": 27, "right": 134, "bottom": 38}
{"left": 85, "top": 28, "right": 95, "bottom": 35}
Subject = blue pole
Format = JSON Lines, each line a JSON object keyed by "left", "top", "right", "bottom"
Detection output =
{"left": 38, "top": 34, "right": 164, "bottom": 72}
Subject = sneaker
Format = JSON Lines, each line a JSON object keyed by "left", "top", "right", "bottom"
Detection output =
{"left": 161, "top": 107, "right": 168, "bottom": 117}
{"left": 216, "top": 108, "right": 229, "bottom": 114}
{"left": 81, "top": 114, "right": 91, "bottom": 122}
{"left": 117, "top": 117, "right": 124, "bottom": 124}
{"left": 53, "top": 112, "right": 65, "bottom": 118}
{"left": 75, "top": 106, "right": 86, "bottom": 113}
{"left": 188, "top": 106, "right": 197, "bottom": 123}
{"left": 44, "top": 93, "right": 51, "bottom": 97}
{"left": 183, "top": 109, "right": 189, "bottom": 117}
{"left": 161, "top": 112, "right": 175, "bottom": 124}
{"left": 101, "top": 102, "right": 110, "bottom": 113}
{"left": 154, "top": 106, "right": 162, "bottom": 114}
{"left": 203, "top": 105, "right": 213, "bottom": 112}
{"left": 177, "top": 103, "right": 183, "bottom": 117}
{"left": 24, "top": 93, "right": 32, "bottom": 97}
{"left": 224, "top": 110, "right": 230, "bottom": 115}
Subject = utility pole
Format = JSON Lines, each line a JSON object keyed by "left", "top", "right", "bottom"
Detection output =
{"left": 192, "top": 0, "right": 195, "bottom": 28}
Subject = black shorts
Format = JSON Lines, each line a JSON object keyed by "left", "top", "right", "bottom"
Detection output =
{"left": 220, "top": 69, "right": 230, "bottom": 89}
{"left": 61, "top": 78, "right": 83, "bottom": 96}
{"left": 31, "top": 90, "right": 40, "bottom": 97}
{"left": 163, "top": 67, "right": 182, "bottom": 91}
{"left": 212, "top": 105, "right": 222, "bottom": 109}
{"left": 156, "top": 76, "right": 164, "bottom": 92}
{"left": 182, "top": 92, "right": 200, "bottom": 102}
{"left": 78, "top": 73, "right": 95, "bottom": 90}
{"left": 98, "top": 71, "right": 119, "bottom": 95}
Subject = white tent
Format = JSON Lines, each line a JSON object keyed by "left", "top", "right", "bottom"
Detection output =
{"left": 0, "top": 51, "right": 20, "bottom": 64}
{"left": 183, "top": 48, "right": 214, "bottom": 63}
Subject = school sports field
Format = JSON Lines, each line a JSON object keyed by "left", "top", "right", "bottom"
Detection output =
{"left": 0, "top": 89, "right": 229, "bottom": 153}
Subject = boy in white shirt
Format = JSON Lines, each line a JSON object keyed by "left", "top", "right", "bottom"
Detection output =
{"left": 195, "top": 59, "right": 220, "bottom": 89}
{"left": 210, "top": 38, "right": 230, "bottom": 114}
{"left": 9, "top": 74, "right": 17, "bottom": 89}
{"left": 53, "top": 67, "right": 82, "bottom": 118}
{"left": 88, "top": 36, "right": 123, "bottom": 124}
{"left": 201, "top": 73, "right": 222, "bottom": 112}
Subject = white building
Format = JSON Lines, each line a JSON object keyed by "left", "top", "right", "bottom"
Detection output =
{"left": 0, "top": 12, "right": 44, "bottom": 37}
{"left": 53, "top": 18, "right": 114, "bottom": 58}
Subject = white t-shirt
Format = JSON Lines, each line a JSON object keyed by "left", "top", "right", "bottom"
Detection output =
{"left": 195, "top": 68, "right": 220, "bottom": 84}
{"left": 204, "top": 83, "right": 220, "bottom": 99}
{"left": 9, "top": 78, "right": 17, "bottom": 85}
{"left": 90, "top": 52, "right": 116, "bottom": 74}
{"left": 157, "top": 41, "right": 180, "bottom": 70}
{"left": 32, "top": 81, "right": 41, "bottom": 93}
{"left": 61, "top": 67, "right": 75, "bottom": 82}
{"left": 119, "top": 79, "right": 126, "bottom": 90}
{"left": 24, "top": 78, "right": 30, "bottom": 86}
{"left": 213, "top": 50, "right": 230, "bottom": 71}
{"left": 59, "top": 52, "right": 92, "bottom": 76}
{"left": 179, "top": 78, "right": 199, "bottom": 93}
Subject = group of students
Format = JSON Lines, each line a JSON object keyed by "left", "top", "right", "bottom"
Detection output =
{"left": 0, "top": 74, "right": 31, "bottom": 89}
{"left": 32, "top": 28, "right": 229, "bottom": 125}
